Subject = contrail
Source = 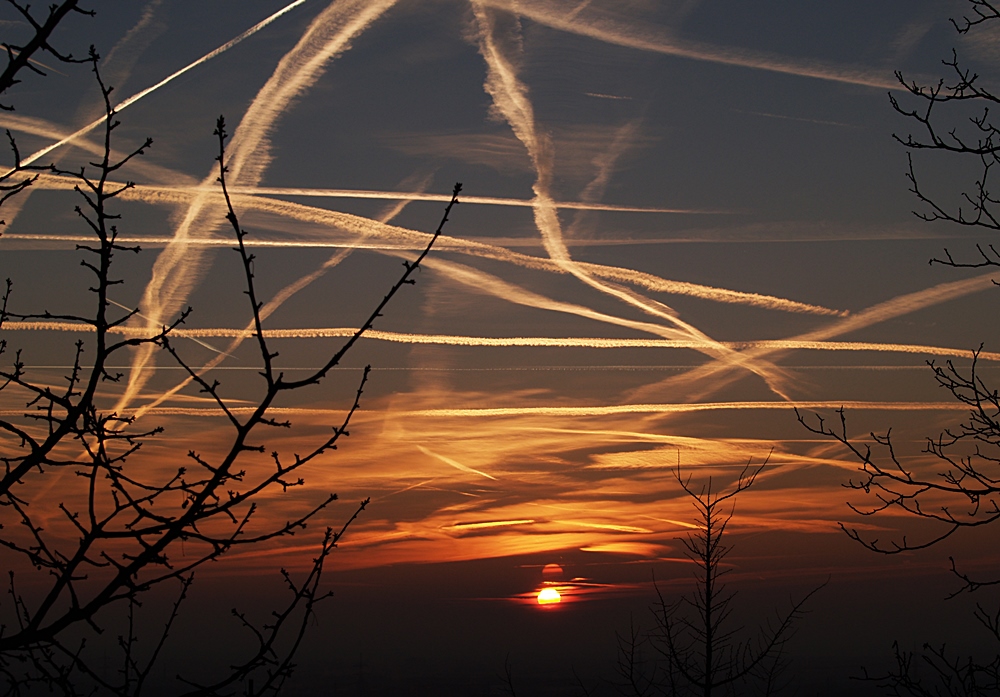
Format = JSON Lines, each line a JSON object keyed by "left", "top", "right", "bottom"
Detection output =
{"left": 46, "top": 400, "right": 964, "bottom": 419}
{"left": 575, "top": 259, "right": 846, "bottom": 316}
{"left": 470, "top": 2, "right": 794, "bottom": 398}
{"left": 225, "top": 185, "right": 710, "bottom": 214}
{"left": 483, "top": 0, "right": 900, "bottom": 91}
{"left": 418, "top": 445, "right": 499, "bottom": 481}
{"left": 6, "top": 320, "right": 995, "bottom": 362}
{"left": 117, "top": 0, "right": 399, "bottom": 415}
{"left": 0, "top": 0, "right": 176, "bottom": 232}
{"left": 0, "top": 114, "right": 105, "bottom": 160}
{"left": 420, "top": 255, "right": 707, "bottom": 342}
{"left": 11, "top": 0, "right": 313, "bottom": 171}
{"left": 554, "top": 521, "right": 654, "bottom": 534}
{"left": 8, "top": 176, "right": 850, "bottom": 318}
{"left": 800, "top": 273, "right": 999, "bottom": 343}
{"left": 25, "top": 172, "right": 713, "bottom": 214}
{"left": 567, "top": 119, "right": 644, "bottom": 240}
{"left": 404, "top": 401, "right": 969, "bottom": 418}
{"left": 99, "top": 0, "right": 167, "bottom": 92}
{"left": 445, "top": 520, "right": 534, "bottom": 530}
{"left": 0, "top": 122, "right": 199, "bottom": 188}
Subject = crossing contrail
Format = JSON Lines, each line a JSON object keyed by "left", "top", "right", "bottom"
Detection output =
{"left": 626, "top": 271, "right": 1000, "bottom": 404}
{"left": 10, "top": 0, "right": 313, "bottom": 171}
{"left": 195, "top": 185, "right": 708, "bottom": 214}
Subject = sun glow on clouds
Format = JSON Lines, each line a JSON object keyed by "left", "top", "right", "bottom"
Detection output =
{"left": 0, "top": 0, "right": 981, "bottom": 586}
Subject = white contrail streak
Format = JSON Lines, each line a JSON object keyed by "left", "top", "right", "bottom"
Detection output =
{"left": 215, "top": 185, "right": 707, "bottom": 214}
{"left": 23, "top": 171, "right": 719, "bottom": 213}
{"left": 10, "top": 322, "right": 993, "bottom": 362}
{"left": 568, "top": 119, "right": 643, "bottom": 238}
{"left": 11, "top": 0, "right": 312, "bottom": 171}
{"left": 403, "top": 401, "right": 969, "bottom": 418}
{"left": 418, "top": 445, "right": 498, "bottom": 481}
{"left": 1, "top": 229, "right": 844, "bottom": 319}
{"left": 99, "top": 0, "right": 167, "bottom": 94}
{"left": 5, "top": 400, "right": 959, "bottom": 419}
{"left": 483, "top": 0, "right": 900, "bottom": 91}
{"left": 422, "top": 255, "right": 705, "bottom": 342}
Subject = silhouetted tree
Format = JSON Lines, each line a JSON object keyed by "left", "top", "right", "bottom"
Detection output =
{"left": 798, "top": 1, "right": 1000, "bottom": 693}
{"left": 616, "top": 458, "right": 821, "bottom": 697}
{"left": 1, "top": 0, "right": 94, "bottom": 104}
{"left": 0, "top": 21, "right": 462, "bottom": 697}
{"left": 0, "top": 1, "right": 94, "bottom": 223}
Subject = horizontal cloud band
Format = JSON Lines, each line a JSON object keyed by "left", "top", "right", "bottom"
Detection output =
{"left": 4, "top": 321, "right": 994, "bottom": 362}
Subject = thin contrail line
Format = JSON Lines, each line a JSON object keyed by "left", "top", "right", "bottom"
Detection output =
{"left": 11, "top": 0, "right": 312, "bottom": 171}
{"left": 6, "top": 321, "right": 993, "bottom": 361}
{"left": 226, "top": 186, "right": 712, "bottom": 214}
{"left": 418, "top": 445, "right": 498, "bottom": 481}
{"left": 402, "top": 401, "right": 969, "bottom": 418}
{"left": 0, "top": 401, "right": 960, "bottom": 419}
{"left": 26, "top": 173, "right": 721, "bottom": 214}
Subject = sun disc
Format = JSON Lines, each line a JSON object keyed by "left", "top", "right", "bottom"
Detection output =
{"left": 541, "top": 563, "right": 564, "bottom": 578}
{"left": 537, "top": 587, "right": 561, "bottom": 605}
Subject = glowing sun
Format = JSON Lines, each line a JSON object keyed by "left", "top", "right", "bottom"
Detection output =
{"left": 537, "top": 587, "right": 561, "bottom": 605}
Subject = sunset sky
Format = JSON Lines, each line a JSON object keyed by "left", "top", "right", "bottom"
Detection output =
{"left": 3, "top": 0, "right": 1000, "bottom": 694}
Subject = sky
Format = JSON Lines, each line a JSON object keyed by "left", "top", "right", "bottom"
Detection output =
{"left": 3, "top": 0, "right": 1000, "bottom": 694}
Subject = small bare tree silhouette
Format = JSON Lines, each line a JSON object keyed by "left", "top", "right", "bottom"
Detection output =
{"left": 617, "top": 457, "right": 822, "bottom": 697}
